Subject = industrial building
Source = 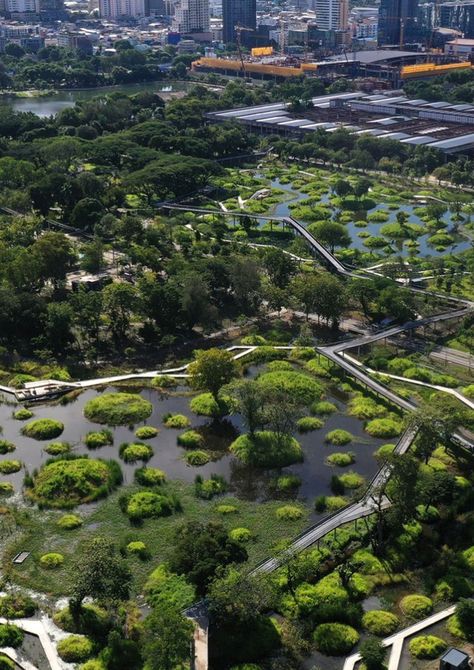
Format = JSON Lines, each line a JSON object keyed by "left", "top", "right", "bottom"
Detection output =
{"left": 207, "top": 90, "right": 474, "bottom": 155}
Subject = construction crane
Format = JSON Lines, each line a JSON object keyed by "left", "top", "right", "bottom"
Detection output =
{"left": 235, "top": 24, "right": 254, "bottom": 79}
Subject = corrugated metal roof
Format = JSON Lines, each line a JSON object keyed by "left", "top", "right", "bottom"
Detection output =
{"left": 400, "top": 135, "right": 437, "bottom": 144}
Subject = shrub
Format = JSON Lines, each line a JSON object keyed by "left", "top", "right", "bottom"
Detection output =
{"left": 339, "top": 471, "right": 365, "bottom": 489}
{"left": 57, "top": 635, "right": 94, "bottom": 663}
{"left": 399, "top": 595, "right": 433, "bottom": 619}
{"left": 127, "top": 541, "right": 148, "bottom": 558}
{"left": 0, "top": 624, "right": 24, "bottom": 648}
{"left": 230, "top": 431, "right": 303, "bottom": 468}
{"left": 349, "top": 395, "right": 387, "bottom": 420}
{"left": 362, "top": 610, "right": 399, "bottom": 636}
{"left": 119, "top": 442, "right": 153, "bottom": 463}
{"left": 144, "top": 564, "right": 195, "bottom": 610}
{"left": 84, "top": 430, "right": 113, "bottom": 449}
{"left": 40, "top": 553, "right": 64, "bottom": 569}
{"left": 416, "top": 504, "right": 440, "bottom": 523}
{"left": 135, "top": 467, "right": 166, "bottom": 486}
{"left": 53, "top": 604, "right": 109, "bottom": 637}
{"left": 186, "top": 450, "right": 209, "bottom": 466}
{"left": 462, "top": 546, "right": 474, "bottom": 568}
{"left": 126, "top": 491, "right": 177, "bottom": 522}
{"left": 325, "top": 429, "right": 353, "bottom": 446}
{"left": 327, "top": 452, "right": 354, "bottom": 467}
{"left": 297, "top": 416, "right": 323, "bottom": 432}
{"left": 305, "top": 358, "right": 331, "bottom": 378}
{"left": 256, "top": 370, "right": 323, "bottom": 405}
{"left": 13, "top": 408, "right": 33, "bottom": 420}
{"left": 325, "top": 496, "right": 348, "bottom": 511}
{"left": 463, "top": 384, "right": 474, "bottom": 399}
{"left": 0, "top": 656, "right": 14, "bottom": 670}
{"left": 365, "top": 418, "right": 402, "bottom": 438}
{"left": 266, "top": 360, "right": 293, "bottom": 371}
{"left": 152, "top": 375, "right": 177, "bottom": 389}
{"left": 0, "top": 440, "right": 15, "bottom": 454}
{"left": 0, "top": 594, "right": 36, "bottom": 618}
{"left": 28, "top": 458, "right": 122, "bottom": 508}
{"left": 44, "top": 441, "right": 71, "bottom": 455}
{"left": 22, "top": 418, "right": 64, "bottom": 440}
{"left": 57, "top": 514, "right": 82, "bottom": 530}
{"left": 0, "top": 460, "right": 21, "bottom": 474}
{"left": 352, "top": 549, "right": 383, "bottom": 574}
{"left": 446, "top": 615, "right": 466, "bottom": 639}
{"left": 0, "top": 482, "right": 13, "bottom": 496}
{"left": 177, "top": 430, "right": 204, "bottom": 449}
{"left": 312, "top": 401, "right": 337, "bottom": 415}
{"left": 313, "top": 623, "right": 359, "bottom": 655}
{"left": 271, "top": 474, "right": 301, "bottom": 491}
{"left": 84, "top": 392, "right": 152, "bottom": 426}
{"left": 374, "top": 443, "right": 396, "bottom": 460}
{"left": 276, "top": 505, "right": 304, "bottom": 521}
{"left": 190, "top": 393, "right": 231, "bottom": 417}
{"left": 230, "top": 527, "right": 252, "bottom": 543}
{"left": 217, "top": 504, "right": 238, "bottom": 514}
{"left": 135, "top": 426, "right": 159, "bottom": 440}
{"left": 163, "top": 413, "right": 190, "bottom": 429}
{"left": 195, "top": 474, "right": 227, "bottom": 500}
{"left": 409, "top": 635, "right": 446, "bottom": 659}
{"left": 81, "top": 661, "right": 106, "bottom": 670}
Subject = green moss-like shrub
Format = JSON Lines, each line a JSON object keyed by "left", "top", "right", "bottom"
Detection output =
{"left": 22, "top": 418, "right": 64, "bottom": 440}
{"left": 84, "top": 430, "right": 113, "bottom": 449}
{"left": 446, "top": 615, "right": 466, "bottom": 639}
{"left": 135, "top": 466, "right": 166, "bottom": 486}
{"left": 0, "top": 482, "right": 13, "bottom": 496}
{"left": 44, "top": 441, "right": 71, "bottom": 456}
{"left": 272, "top": 474, "right": 301, "bottom": 491}
{"left": 163, "top": 413, "right": 190, "bottom": 429}
{"left": 0, "top": 656, "right": 14, "bottom": 670}
{"left": 312, "top": 400, "right": 337, "bottom": 415}
{"left": 463, "top": 384, "right": 474, "bottom": 399}
{"left": 190, "top": 393, "right": 231, "bottom": 417}
{"left": 40, "top": 553, "right": 64, "bottom": 569}
{"left": 195, "top": 475, "right": 227, "bottom": 500}
{"left": 13, "top": 408, "right": 33, "bottom": 420}
{"left": 144, "top": 563, "right": 195, "bottom": 610}
{"left": 305, "top": 358, "right": 331, "bottom": 378}
{"left": 297, "top": 416, "right": 323, "bottom": 432}
{"left": 349, "top": 395, "right": 387, "bottom": 420}
{"left": 57, "top": 635, "right": 94, "bottom": 663}
{"left": 0, "top": 594, "right": 36, "bottom": 619}
{"left": 177, "top": 430, "right": 204, "bottom": 449}
{"left": 462, "top": 546, "right": 474, "bottom": 568}
{"left": 127, "top": 541, "right": 148, "bottom": 558}
{"left": 80, "top": 660, "right": 106, "bottom": 670}
{"left": 416, "top": 504, "right": 440, "bottom": 523}
{"left": 135, "top": 426, "right": 159, "bottom": 440}
{"left": 313, "top": 623, "right": 359, "bottom": 655}
{"left": 53, "top": 604, "right": 109, "bottom": 636}
{"left": 0, "top": 460, "right": 21, "bottom": 474}
{"left": 0, "top": 624, "right": 24, "bottom": 648}
{"left": 276, "top": 505, "right": 304, "bottom": 521}
{"left": 326, "top": 496, "right": 348, "bottom": 511}
{"left": 327, "top": 452, "right": 354, "bottom": 467}
{"left": 126, "top": 491, "right": 176, "bottom": 522}
{"left": 400, "top": 594, "right": 433, "bottom": 619}
{"left": 374, "top": 443, "right": 396, "bottom": 460}
{"left": 119, "top": 442, "right": 153, "bottom": 463}
{"left": 217, "top": 504, "right": 238, "bottom": 514}
{"left": 409, "top": 635, "right": 447, "bottom": 659}
{"left": 57, "top": 514, "right": 83, "bottom": 530}
{"left": 0, "top": 440, "right": 15, "bottom": 454}
{"left": 266, "top": 360, "right": 293, "bottom": 372}
{"left": 325, "top": 429, "right": 353, "bottom": 445}
{"left": 455, "top": 476, "right": 470, "bottom": 489}
{"left": 352, "top": 549, "right": 384, "bottom": 574}
{"left": 230, "top": 527, "right": 252, "bottom": 543}
{"left": 256, "top": 370, "right": 323, "bottom": 405}
{"left": 28, "top": 457, "right": 122, "bottom": 508}
{"left": 84, "top": 392, "right": 152, "bottom": 426}
{"left": 365, "top": 417, "right": 402, "bottom": 438}
{"left": 362, "top": 610, "right": 399, "bottom": 636}
{"left": 230, "top": 431, "right": 303, "bottom": 468}
{"left": 186, "top": 450, "right": 209, "bottom": 466}
{"left": 339, "top": 471, "right": 365, "bottom": 489}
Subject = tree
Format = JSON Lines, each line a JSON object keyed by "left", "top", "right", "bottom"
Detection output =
{"left": 231, "top": 380, "right": 267, "bottom": 436}
{"left": 290, "top": 274, "right": 320, "bottom": 319}
{"left": 353, "top": 178, "right": 372, "bottom": 199}
{"left": 409, "top": 398, "right": 462, "bottom": 463}
{"left": 416, "top": 470, "right": 455, "bottom": 513}
{"left": 169, "top": 521, "right": 247, "bottom": 595}
{"left": 32, "top": 232, "right": 76, "bottom": 287}
{"left": 70, "top": 197, "right": 104, "bottom": 231}
{"left": 142, "top": 602, "right": 193, "bottom": 670}
{"left": 386, "top": 453, "right": 420, "bottom": 526}
{"left": 208, "top": 567, "right": 276, "bottom": 626}
{"left": 80, "top": 238, "right": 105, "bottom": 273}
{"left": 70, "top": 537, "right": 131, "bottom": 616}
{"left": 262, "top": 247, "right": 297, "bottom": 289}
{"left": 360, "top": 638, "right": 386, "bottom": 670}
{"left": 43, "top": 302, "right": 74, "bottom": 353}
{"left": 455, "top": 599, "right": 474, "bottom": 640}
{"left": 333, "top": 179, "right": 352, "bottom": 198}
{"left": 188, "top": 348, "right": 238, "bottom": 401}
{"left": 426, "top": 202, "right": 448, "bottom": 223}
{"left": 103, "top": 282, "right": 137, "bottom": 343}
{"left": 70, "top": 288, "right": 103, "bottom": 352}
{"left": 309, "top": 220, "right": 351, "bottom": 254}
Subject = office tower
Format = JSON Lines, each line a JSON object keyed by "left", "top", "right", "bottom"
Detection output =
{"left": 222, "top": 0, "right": 256, "bottom": 43}
{"left": 315, "top": 0, "right": 348, "bottom": 30}
{"left": 172, "top": 0, "right": 210, "bottom": 32}
{"left": 6, "top": 0, "right": 38, "bottom": 12}
{"left": 440, "top": 1, "right": 474, "bottom": 38}
{"left": 99, "top": 0, "right": 145, "bottom": 17}
{"left": 378, "top": 0, "right": 418, "bottom": 44}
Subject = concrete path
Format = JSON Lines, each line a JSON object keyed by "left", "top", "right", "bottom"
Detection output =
{"left": 342, "top": 605, "right": 456, "bottom": 670}
{"left": 0, "top": 616, "right": 71, "bottom": 670}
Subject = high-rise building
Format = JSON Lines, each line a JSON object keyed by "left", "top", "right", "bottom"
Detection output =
{"left": 440, "top": 1, "right": 474, "bottom": 38}
{"left": 172, "top": 0, "right": 210, "bottom": 33}
{"left": 5, "top": 0, "right": 38, "bottom": 12}
{"left": 99, "top": 0, "right": 145, "bottom": 17}
{"left": 222, "top": 0, "right": 256, "bottom": 43}
{"left": 378, "top": 0, "right": 418, "bottom": 44}
{"left": 315, "top": 0, "right": 348, "bottom": 31}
